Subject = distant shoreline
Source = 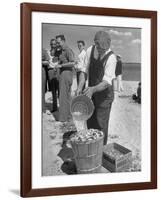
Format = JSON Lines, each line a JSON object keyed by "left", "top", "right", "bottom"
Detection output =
{"left": 123, "top": 63, "right": 141, "bottom": 66}
{"left": 123, "top": 62, "right": 141, "bottom": 64}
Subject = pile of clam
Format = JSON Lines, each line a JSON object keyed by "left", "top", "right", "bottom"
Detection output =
{"left": 70, "top": 129, "right": 104, "bottom": 143}
{"left": 105, "top": 148, "right": 124, "bottom": 159}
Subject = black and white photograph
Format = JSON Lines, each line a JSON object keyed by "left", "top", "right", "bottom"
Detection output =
{"left": 41, "top": 23, "right": 142, "bottom": 176}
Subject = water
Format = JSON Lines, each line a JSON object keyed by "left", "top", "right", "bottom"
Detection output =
{"left": 73, "top": 118, "right": 87, "bottom": 132}
{"left": 122, "top": 63, "right": 141, "bottom": 82}
{"left": 72, "top": 112, "right": 88, "bottom": 133}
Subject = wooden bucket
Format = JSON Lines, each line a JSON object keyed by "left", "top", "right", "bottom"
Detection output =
{"left": 70, "top": 134, "right": 104, "bottom": 174}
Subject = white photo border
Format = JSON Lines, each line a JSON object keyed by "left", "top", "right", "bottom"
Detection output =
{"left": 32, "top": 12, "right": 151, "bottom": 189}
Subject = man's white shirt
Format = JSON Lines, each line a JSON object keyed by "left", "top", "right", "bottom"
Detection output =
{"left": 75, "top": 49, "right": 86, "bottom": 72}
{"left": 47, "top": 49, "right": 58, "bottom": 68}
{"left": 81, "top": 46, "right": 117, "bottom": 85}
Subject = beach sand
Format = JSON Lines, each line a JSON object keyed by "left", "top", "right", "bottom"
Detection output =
{"left": 42, "top": 80, "right": 141, "bottom": 176}
{"left": 109, "top": 81, "right": 141, "bottom": 171}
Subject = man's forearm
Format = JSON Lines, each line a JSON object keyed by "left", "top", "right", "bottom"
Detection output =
{"left": 61, "top": 62, "right": 75, "bottom": 68}
{"left": 93, "top": 80, "right": 111, "bottom": 93}
{"left": 42, "top": 61, "right": 49, "bottom": 66}
{"left": 78, "top": 72, "right": 86, "bottom": 91}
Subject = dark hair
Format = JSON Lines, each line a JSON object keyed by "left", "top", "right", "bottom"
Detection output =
{"left": 77, "top": 40, "right": 85, "bottom": 46}
{"left": 56, "top": 34, "right": 66, "bottom": 41}
{"left": 50, "top": 38, "right": 56, "bottom": 43}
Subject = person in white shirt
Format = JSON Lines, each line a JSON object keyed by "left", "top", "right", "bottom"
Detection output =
{"left": 76, "top": 31, "right": 117, "bottom": 145}
{"left": 75, "top": 40, "right": 86, "bottom": 89}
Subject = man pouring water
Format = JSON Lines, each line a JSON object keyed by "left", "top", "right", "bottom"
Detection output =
{"left": 76, "top": 31, "right": 117, "bottom": 145}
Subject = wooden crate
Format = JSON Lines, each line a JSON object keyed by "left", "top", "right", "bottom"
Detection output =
{"left": 102, "top": 143, "right": 132, "bottom": 172}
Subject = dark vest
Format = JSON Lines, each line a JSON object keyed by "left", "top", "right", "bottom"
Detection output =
{"left": 88, "top": 46, "right": 114, "bottom": 107}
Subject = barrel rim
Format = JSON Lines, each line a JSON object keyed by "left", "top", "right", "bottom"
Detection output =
{"left": 77, "top": 164, "right": 102, "bottom": 172}
{"left": 70, "top": 134, "right": 104, "bottom": 145}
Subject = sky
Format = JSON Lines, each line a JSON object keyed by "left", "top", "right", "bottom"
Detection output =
{"left": 42, "top": 23, "right": 141, "bottom": 63}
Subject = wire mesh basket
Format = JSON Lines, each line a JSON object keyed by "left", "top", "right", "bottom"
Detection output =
{"left": 70, "top": 95, "right": 94, "bottom": 121}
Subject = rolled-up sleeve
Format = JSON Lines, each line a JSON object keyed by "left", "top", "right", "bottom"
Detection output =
{"left": 81, "top": 46, "right": 92, "bottom": 74}
{"left": 103, "top": 54, "right": 117, "bottom": 85}
{"left": 66, "top": 48, "right": 75, "bottom": 62}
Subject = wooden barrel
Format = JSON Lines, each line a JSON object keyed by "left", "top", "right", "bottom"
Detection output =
{"left": 70, "top": 135, "right": 104, "bottom": 174}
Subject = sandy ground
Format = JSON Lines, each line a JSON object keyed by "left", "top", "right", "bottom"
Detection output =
{"left": 108, "top": 81, "right": 141, "bottom": 171}
{"left": 42, "top": 79, "right": 141, "bottom": 176}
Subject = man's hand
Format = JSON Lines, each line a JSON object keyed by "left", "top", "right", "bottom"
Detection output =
{"left": 48, "top": 61, "right": 58, "bottom": 69}
{"left": 76, "top": 87, "right": 82, "bottom": 96}
{"left": 42, "top": 61, "right": 49, "bottom": 66}
{"left": 83, "top": 87, "right": 95, "bottom": 98}
{"left": 55, "top": 64, "right": 62, "bottom": 68}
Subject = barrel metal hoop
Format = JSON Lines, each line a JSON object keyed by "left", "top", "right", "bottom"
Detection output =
{"left": 74, "top": 152, "right": 103, "bottom": 159}
{"left": 77, "top": 164, "right": 101, "bottom": 172}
